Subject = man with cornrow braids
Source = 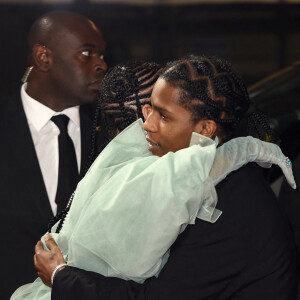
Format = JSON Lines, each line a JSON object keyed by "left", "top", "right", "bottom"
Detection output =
{"left": 0, "top": 10, "right": 108, "bottom": 299}
{"left": 30, "top": 57, "right": 296, "bottom": 300}
{"left": 43, "top": 60, "right": 293, "bottom": 242}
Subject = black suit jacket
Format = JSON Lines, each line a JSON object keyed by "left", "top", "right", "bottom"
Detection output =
{"left": 0, "top": 94, "right": 106, "bottom": 299}
{"left": 52, "top": 165, "right": 297, "bottom": 300}
{"left": 279, "top": 154, "right": 300, "bottom": 299}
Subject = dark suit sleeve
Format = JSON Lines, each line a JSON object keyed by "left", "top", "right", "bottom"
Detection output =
{"left": 52, "top": 267, "right": 147, "bottom": 300}
{"left": 278, "top": 154, "right": 300, "bottom": 298}
{"left": 279, "top": 154, "right": 300, "bottom": 252}
{"left": 52, "top": 165, "right": 297, "bottom": 300}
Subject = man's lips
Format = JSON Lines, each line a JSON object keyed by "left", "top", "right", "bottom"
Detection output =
{"left": 89, "top": 78, "right": 104, "bottom": 90}
{"left": 146, "top": 136, "right": 159, "bottom": 146}
{"left": 146, "top": 135, "right": 160, "bottom": 152}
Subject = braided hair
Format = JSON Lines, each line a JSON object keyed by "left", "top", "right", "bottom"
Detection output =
{"left": 160, "top": 55, "right": 278, "bottom": 144}
{"left": 48, "top": 61, "right": 162, "bottom": 233}
{"left": 99, "top": 61, "right": 162, "bottom": 144}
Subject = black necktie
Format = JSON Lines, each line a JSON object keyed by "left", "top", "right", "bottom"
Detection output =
{"left": 51, "top": 115, "right": 79, "bottom": 214}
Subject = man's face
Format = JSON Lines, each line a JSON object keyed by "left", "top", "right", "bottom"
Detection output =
{"left": 49, "top": 20, "right": 107, "bottom": 109}
{"left": 143, "top": 78, "right": 199, "bottom": 157}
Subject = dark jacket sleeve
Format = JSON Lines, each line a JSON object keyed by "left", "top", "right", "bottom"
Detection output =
{"left": 52, "top": 266, "right": 146, "bottom": 300}
{"left": 278, "top": 154, "right": 300, "bottom": 298}
{"left": 52, "top": 165, "right": 297, "bottom": 300}
{"left": 279, "top": 154, "right": 300, "bottom": 252}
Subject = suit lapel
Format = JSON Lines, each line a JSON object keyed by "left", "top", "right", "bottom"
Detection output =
{"left": 9, "top": 95, "right": 53, "bottom": 219}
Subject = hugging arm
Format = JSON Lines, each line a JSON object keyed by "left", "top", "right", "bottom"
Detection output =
{"left": 51, "top": 165, "right": 296, "bottom": 300}
{"left": 210, "top": 136, "right": 296, "bottom": 188}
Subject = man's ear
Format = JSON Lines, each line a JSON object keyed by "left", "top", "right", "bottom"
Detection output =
{"left": 32, "top": 44, "right": 52, "bottom": 72}
{"left": 142, "top": 104, "right": 152, "bottom": 120}
{"left": 193, "top": 119, "right": 218, "bottom": 139}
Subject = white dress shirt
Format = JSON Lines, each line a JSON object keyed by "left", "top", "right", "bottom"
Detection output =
{"left": 21, "top": 83, "right": 81, "bottom": 215}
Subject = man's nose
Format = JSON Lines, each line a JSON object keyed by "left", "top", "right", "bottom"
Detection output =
{"left": 94, "top": 56, "right": 108, "bottom": 73}
{"left": 143, "top": 110, "right": 157, "bottom": 132}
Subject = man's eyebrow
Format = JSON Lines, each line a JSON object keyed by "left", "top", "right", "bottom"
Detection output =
{"left": 78, "top": 43, "right": 96, "bottom": 49}
{"left": 152, "top": 104, "right": 172, "bottom": 114}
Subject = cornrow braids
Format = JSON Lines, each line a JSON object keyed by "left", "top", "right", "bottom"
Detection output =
{"left": 99, "top": 61, "right": 162, "bottom": 142}
{"left": 247, "top": 109, "right": 280, "bottom": 144}
{"left": 48, "top": 61, "right": 162, "bottom": 234}
{"left": 160, "top": 55, "right": 277, "bottom": 143}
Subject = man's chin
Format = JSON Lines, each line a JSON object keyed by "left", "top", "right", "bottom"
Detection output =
{"left": 80, "top": 94, "right": 98, "bottom": 105}
{"left": 151, "top": 149, "right": 164, "bottom": 157}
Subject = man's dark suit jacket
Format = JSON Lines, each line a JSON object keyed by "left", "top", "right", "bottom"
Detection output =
{"left": 52, "top": 165, "right": 297, "bottom": 300}
{"left": 0, "top": 94, "right": 106, "bottom": 299}
{"left": 279, "top": 154, "right": 300, "bottom": 299}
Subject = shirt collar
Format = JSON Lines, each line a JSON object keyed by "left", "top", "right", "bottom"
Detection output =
{"left": 21, "top": 83, "right": 80, "bottom": 132}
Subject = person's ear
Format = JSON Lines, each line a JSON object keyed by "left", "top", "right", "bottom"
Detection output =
{"left": 193, "top": 119, "right": 218, "bottom": 139}
{"left": 142, "top": 104, "right": 152, "bottom": 120}
{"left": 32, "top": 44, "right": 52, "bottom": 72}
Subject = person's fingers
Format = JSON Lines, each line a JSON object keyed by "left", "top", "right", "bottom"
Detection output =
{"left": 280, "top": 160, "right": 296, "bottom": 189}
{"left": 44, "top": 234, "right": 58, "bottom": 250}
{"left": 35, "top": 240, "right": 43, "bottom": 254}
{"left": 34, "top": 252, "right": 40, "bottom": 268}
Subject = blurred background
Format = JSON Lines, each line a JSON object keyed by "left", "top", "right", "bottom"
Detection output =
{"left": 0, "top": 0, "right": 299, "bottom": 184}
{"left": 1, "top": 0, "right": 300, "bottom": 91}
